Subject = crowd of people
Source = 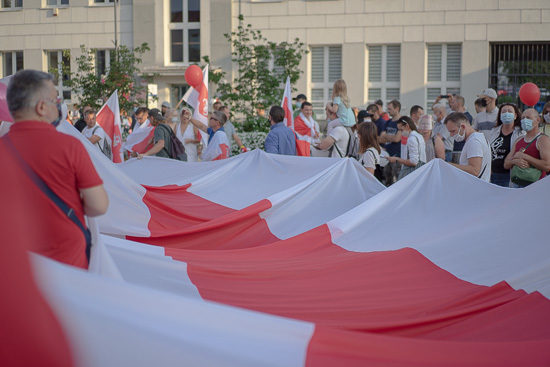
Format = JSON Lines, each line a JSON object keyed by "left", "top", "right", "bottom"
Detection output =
{"left": 263, "top": 79, "right": 550, "bottom": 188}
{"left": 2, "top": 70, "right": 549, "bottom": 189}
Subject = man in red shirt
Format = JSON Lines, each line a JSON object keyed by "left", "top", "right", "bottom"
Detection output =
{"left": 2, "top": 69, "right": 108, "bottom": 269}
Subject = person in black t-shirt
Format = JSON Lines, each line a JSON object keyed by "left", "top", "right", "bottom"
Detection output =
{"left": 73, "top": 105, "right": 91, "bottom": 132}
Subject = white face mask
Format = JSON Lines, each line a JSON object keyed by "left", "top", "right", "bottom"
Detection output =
{"left": 454, "top": 125, "right": 465, "bottom": 142}
{"left": 544, "top": 113, "right": 550, "bottom": 124}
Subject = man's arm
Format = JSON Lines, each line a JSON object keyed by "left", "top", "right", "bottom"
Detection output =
{"left": 515, "top": 136, "right": 550, "bottom": 172}
{"left": 264, "top": 133, "right": 278, "bottom": 154}
{"left": 233, "top": 133, "right": 244, "bottom": 148}
{"left": 450, "top": 156, "right": 483, "bottom": 177}
{"left": 140, "top": 140, "right": 164, "bottom": 157}
{"left": 318, "top": 135, "right": 335, "bottom": 150}
{"left": 88, "top": 135, "right": 101, "bottom": 144}
{"left": 190, "top": 117, "right": 208, "bottom": 133}
{"left": 388, "top": 130, "right": 402, "bottom": 143}
{"left": 80, "top": 185, "right": 109, "bottom": 217}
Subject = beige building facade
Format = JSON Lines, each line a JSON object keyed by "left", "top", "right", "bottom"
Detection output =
{"left": 2, "top": 0, "right": 550, "bottom": 116}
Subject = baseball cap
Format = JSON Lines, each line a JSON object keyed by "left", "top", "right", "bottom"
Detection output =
{"left": 294, "top": 94, "right": 307, "bottom": 101}
{"left": 478, "top": 88, "right": 497, "bottom": 99}
{"left": 161, "top": 101, "right": 171, "bottom": 108}
{"left": 357, "top": 110, "right": 373, "bottom": 123}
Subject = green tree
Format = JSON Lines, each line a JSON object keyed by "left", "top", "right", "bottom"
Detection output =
{"left": 53, "top": 43, "right": 153, "bottom": 114}
{"left": 208, "top": 15, "right": 307, "bottom": 132}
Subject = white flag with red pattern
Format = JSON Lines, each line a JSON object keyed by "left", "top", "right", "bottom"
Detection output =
{"left": 281, "top": 76, "right": 293, "bottom": 129}
{"left": 183, "top": 65, "right": 209, "bottom": 125}
{"left": 96, "top": 90, "right": 123, "bottom": 163}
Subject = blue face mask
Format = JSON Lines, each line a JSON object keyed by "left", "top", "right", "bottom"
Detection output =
{"left": 296, "top": 102, "right": 302, "bottom": 110}
{"left": 521, "top": 118, "right": 533, "bottom": 131}
{"left": 501, "top": 112, "right": 515, "bottom": 124}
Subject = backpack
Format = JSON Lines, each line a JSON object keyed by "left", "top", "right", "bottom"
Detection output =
{"left": 331, "top": 126, "right": 359, "bottom": 159}
{"left": 157, "top": 124, "right": 187, "bottom": 161}
{"left": 363, "top": 148, "right": 385, "bottom": 183}
{"left": 92, "top": 126, "right": 112, "bottom": 160}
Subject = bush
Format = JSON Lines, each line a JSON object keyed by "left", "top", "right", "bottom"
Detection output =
{"left": 230, "top": 131, "right": 268, "bottom": 156}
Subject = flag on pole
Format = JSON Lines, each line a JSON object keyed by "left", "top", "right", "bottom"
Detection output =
{"left": 0, "top": 76, "right": 13, "bottom": 123}
{"left": 183, "top": 65, "right": 209, "bottom": 125}
{"left": 281, "top": 76, "right": 309, "bottom": 156}
{"left": 122, "top": 120, "right": 155, "bottom": 154}
{"left": 96, "top": 90, "right": 123, "bottom": 163}
{"left": 281, "top": 76, "right": 293, "bottom": 129}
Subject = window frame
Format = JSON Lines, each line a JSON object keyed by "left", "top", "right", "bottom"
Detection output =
{"left": 1, "top": 0, "right": 23, "bottom": 10}
{"left": 46, "top": 50, "right": 72, "bottom": 101}
{"left": 426, "top": 43, "right": 462, "bottom": 108}
{"left": 309, "top": 45, "right": 342, "bottom": 120}
{"left": 45, "top": 0, "right": 69, "bottom": 7}
{"left": 95, "top": 49, "right": 115, "bottom": 78}
{"left": 168, "top": 0, "right": 201, "bottom": 65}
{"left": 366, "top": 44, "right": 401, "bottom": 105}
{"left": 1, "top": 50, "right": 24, "bottom": 78}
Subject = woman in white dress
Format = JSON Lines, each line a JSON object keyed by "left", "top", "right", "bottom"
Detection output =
{"left": 175, "top": 107, "right": 202, "bottom": 162}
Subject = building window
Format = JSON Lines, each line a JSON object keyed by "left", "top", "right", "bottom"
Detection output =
{"left": 169, "top": 0, "right": 200, "bottom": 63}
{"left": 47, "top": 50, "right": 71, "bottom": 100}
{"left": 46, "top": 0, "right": 69, "bottom": 6}
{"left": 1, "top": 51, "right": 23, "bottom": 78}
{"left": 310, "top": 45, "right": 342, "bottom": 118}
{"left": 367, "top": 44, "right": 401, "bottom": 104}
{"left": 93, "top": 0, "right": 114, "bottom": 3}
{"left": 96, "top": 49, "right": 115, "bottom": 78}
{"left": 170, "top": 84, "right": 189, "bottom": 107}
{"left": 490, "top": 42, "right": 550, "bottom": 107}
{"left": 426, "top": 44, "right": 461, "bottom": 109}
{"left": 1, "top": 0, "right": 23, "bottom": 9}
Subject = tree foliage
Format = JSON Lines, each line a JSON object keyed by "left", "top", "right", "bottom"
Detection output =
{"left": 209, "top": 15, "right": 307, "bottom": 132}
{"left": 55, "top": 43, "right": 152, "bottom": 113}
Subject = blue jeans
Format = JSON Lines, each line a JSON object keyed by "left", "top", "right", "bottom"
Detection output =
{"left": 491, "top": 172, "right": 510, "bottom": 187}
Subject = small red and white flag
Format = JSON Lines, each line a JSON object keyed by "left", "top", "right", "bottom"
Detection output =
{"left": 182, "top": 65, "right": 209, "bottom": 125}
{"left": 123, "top": 120, "right": 155, "bottom": 154}
{"left": 281, "top": 76, "right": 293, "bottom": 129}
{"left": 96, "top": 90, "right": 123, "bottom": 163}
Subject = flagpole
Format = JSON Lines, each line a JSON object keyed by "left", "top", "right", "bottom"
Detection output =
{"left": 114, "top": 0, "right": 118, "bottom": 52}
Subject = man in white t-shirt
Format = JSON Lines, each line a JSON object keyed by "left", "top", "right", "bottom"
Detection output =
{"left": 472, "top": 88, "right": 499, "bottom": 139}
{"left": 81, "top": 109, "right": 110, "bottom": 158}
{"left": 316, "top": 102, "right": 350, "bottom": 158}
{"left": 444, "top": 112, "right": 491, "bottom": 182}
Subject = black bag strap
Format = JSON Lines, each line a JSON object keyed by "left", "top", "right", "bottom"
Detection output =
{"left": 4, "top": 136, "right": 92, "bottom": 261}
{"left": 520, "top": 133, "right": 542, "bottom": 152}
{"left": 367, "top": 148, "right": 379, "bottom": 165}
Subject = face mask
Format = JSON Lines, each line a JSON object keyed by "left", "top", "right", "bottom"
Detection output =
{"left": 454, "top": 126, "right": 465, "bottom": 142}
{"left": 501, "top": 112, "right": 515, "bottom": 124}
{"left": 521, "top": 118, "right": 533, "bottom": 131}
{"left": 544, "top": 113, "right": 550, "bottom": 123}
{"left": 296, "top": 102, "right": 302, "bottom": 110}
{"left": 171, "top": 117, "right": 179, "bottom": 123}
{"left": 401, "top": 130, "right": 410, "bottom": 137}
{"left": 364, "top": 118, "right": 372, "bottom": 123}
{"left": 51, "top": 102, "right": 62, "bottom": 127}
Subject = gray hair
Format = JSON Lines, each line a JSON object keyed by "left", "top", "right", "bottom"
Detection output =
{"left": 7, "top": 70, "right": 54, "bottom": 115}
{"left": 211, "top": 110, "right": 227, "bottom": 125}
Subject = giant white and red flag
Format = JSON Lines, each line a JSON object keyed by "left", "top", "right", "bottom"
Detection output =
{"left": 182, "top": 65, "right": 209, "bottom": 125}
{"left": 96, "top": 90, "right": 124, "bottom": 163}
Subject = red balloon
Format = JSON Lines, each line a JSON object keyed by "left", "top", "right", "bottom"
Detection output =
{"left": 519, "top": 82, "right": 540, "bottom": 107}
{"left": 185, "top": 65, "right": 203, "bottom": 88}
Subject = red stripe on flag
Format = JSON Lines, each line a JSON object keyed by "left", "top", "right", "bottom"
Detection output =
{"left": 127, "top": 185, "right": 278, "bottom": 250}
{"left": 96, "top": 106, "right": 115, "bottom": 138}
{"left": 160, "top": 224, "right": 550, "bottom": 358}
{"left": 131, "top": 128, "right": 155, "bottom": 154}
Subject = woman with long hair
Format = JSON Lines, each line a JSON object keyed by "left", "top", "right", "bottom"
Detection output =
{"left": 175, "top": 107, "right": 202, "bottom": 162}
{"left": 358, "top": 122, "right": 382, "bottom": 176}
{"left": 331, "top": 79, "right": 356, "bottom": 127}
{"left": 386, "top": 116, "right": 426, "bottom": 180}
{"left": 486, "top": 103, "right": 524, "bottom": 186}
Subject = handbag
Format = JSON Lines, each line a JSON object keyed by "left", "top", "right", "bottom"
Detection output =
{"left": 510, "top": 134, "right": 542, "bottom": 187}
